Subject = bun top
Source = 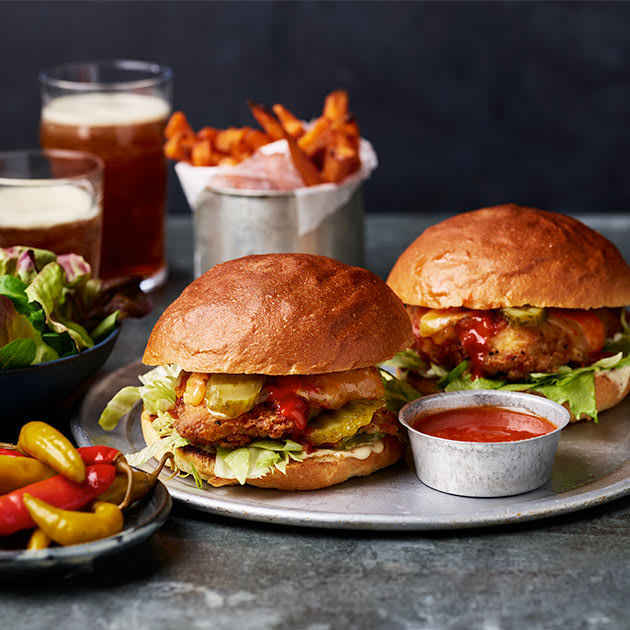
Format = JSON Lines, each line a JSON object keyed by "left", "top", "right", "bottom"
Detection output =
{"left": 144, "top": 253, "right": 413, "bottom": 374}
{"left": 387, "top": 204, "right": 630, "bottom": 309}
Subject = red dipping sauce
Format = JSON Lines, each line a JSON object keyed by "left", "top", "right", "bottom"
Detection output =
{"left": 412, "top": 406, "right": 557, "bottom": 443}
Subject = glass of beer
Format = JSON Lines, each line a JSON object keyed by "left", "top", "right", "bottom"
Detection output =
{"left": 0, "top": 149, "right": 103, "bottom": 271}
{"left": 40, "top": 60, "right": 172, "bottom": 290}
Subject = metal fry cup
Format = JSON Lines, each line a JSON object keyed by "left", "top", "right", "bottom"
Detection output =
{"left": 174, "top": 138, "right": 377, "bottom": 276}
{"left": 190, "top": 183, "right": 364, "bottom": 276}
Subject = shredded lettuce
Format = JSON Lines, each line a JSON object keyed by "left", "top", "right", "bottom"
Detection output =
{"left": 125, "top": 410, "right": 190, "bottom": 467}
{"left": 138, "top": 364, "right": 181, "bottom": 414}
{"left": 98, "top": 386, "right": 143, "bottom": 431}
{"left": 179, "top": 463, "right": 204, "bottom": 489}
{"left": 215, "top": 439, "right": 305, "bottom": 485}
{"left": 440, "top": 353, "right": 630, "bottom": 422}
{"left": 99, "top": 365, "right": 181, "bottom": 431}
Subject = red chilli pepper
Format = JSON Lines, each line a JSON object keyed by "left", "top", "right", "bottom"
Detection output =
{"left": 0, "top": 464, "right": 116, "bottom": 537}
{"left": 0, "top": 448, "right": 24, "bottom": 458}
{"left": 77, "top": 446, "right": 121, "bottom": 466}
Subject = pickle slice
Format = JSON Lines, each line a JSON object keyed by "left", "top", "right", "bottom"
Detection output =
{"left": 307, "top": 399, "right": 384, "bottom": 446}
{"left": 501, "top": 306, "right": 547, "bottom": 327}
{"left": 206, "top": 374, "right": 265, "bottom": 418}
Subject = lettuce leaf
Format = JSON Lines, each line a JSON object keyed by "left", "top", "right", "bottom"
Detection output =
{"left": 381, "top": 348, "right": 427, "bottom": 372}
{"left": 0, "top": 246, "right": 149, "bottom": 369}
{"left": 90, "top": 311, "right": 120, "bottom": 342}
{"left": 57, "top": 253, "right": 91, "bottom": 287}
{"left": 215, "top": 439, "right": 305, "bottom": 485}
{"left": 178, "top": 463, "right": 204, "bottom": 489}
{"left": 0, "top": 295, "right": 58, "bottom": 366}
{"left": 440, "top": 353, "right": 630, "bottom": 422}
{"left": 98, "top": 386, "right": 143, "bottom": 431}
{"left": 25, "top": 261, "right": 94, "bottom": 351}
{"left": 138, "top": 365, "right": 181, "bottom": 414}
{"left": 125, "top": 410, "right": 190, "bottom": 468}
{"left": 604, "top": 309, "right": 630, "bottom": 355}
{"left": 0, "top": 339, "right": 37, "bottom": 369}
{"left": 99, "top": 365, "right": 181, "bottom": 430}
{"left": 378, "top": 367, "right": 422, "bottom": 412}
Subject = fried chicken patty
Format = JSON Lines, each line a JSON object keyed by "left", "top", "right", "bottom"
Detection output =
{"left": 171, "top": 366, "right": 390, "bottom": 448}
{"left": 174, "top": 401, "right": 295, "bottom": 448}
{"left": 172, "top": 402, "right": 398, "bottom": 449}
{"left": 408, "top": 306, "right": 621, "bottom": 380}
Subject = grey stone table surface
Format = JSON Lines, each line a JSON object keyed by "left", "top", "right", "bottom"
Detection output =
{"left": 4, "top": 214, "right": 630, "bottom": 630}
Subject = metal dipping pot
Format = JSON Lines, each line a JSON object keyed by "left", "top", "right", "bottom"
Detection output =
{"left": 399, "top": 390, "right": 571, "bottom": 498}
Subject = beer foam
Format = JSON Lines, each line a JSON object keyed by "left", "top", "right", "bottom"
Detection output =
{"left": 0, "top": 185, "right": 97, "bottom": 227}
{"left": 42, "top": 93, "right": 170, "bottom": 127}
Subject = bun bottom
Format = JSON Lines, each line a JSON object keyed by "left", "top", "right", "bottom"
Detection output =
{"left": 141, "top": 410, "right": 405, "bottom": 490}
{"left": 404, "top": 366, "right": 630, "bottom": 422}
{"left": 585, "top": 366, "right": 630, "bottom": 421}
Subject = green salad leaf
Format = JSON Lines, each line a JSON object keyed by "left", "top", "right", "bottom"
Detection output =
{"left": 0, "top": 246, "right": 151, "bottom": 369}
{"left": 0, "top": 295, "right": 58, "bottom": 364}
{"left": 0, "top": 339, "right": 37, "bottom": 369}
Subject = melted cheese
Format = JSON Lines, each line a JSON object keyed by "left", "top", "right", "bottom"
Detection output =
{"left": 419, "top": 309, "right": 465, "bottom": 337}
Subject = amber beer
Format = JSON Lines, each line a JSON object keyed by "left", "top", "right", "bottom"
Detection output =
{"left": 0, "top": 184, "right": 101, "bottom": 269}
{"left": 40, "top": 92, "right": 170, "bottom": 285}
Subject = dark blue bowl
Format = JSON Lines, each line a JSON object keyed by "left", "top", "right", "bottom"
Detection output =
{"left": 0, "top": 327, "right": 120, "bottom": 419}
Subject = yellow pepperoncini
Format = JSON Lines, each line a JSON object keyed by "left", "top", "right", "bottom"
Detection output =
{"left": 27, "top": 528, "right": 51, "bottom": 551}
{"left": 22, "top": 494, "right": 124, "bottom": 546}
{"left": 98, "top": 452, "right": 174, "bottom": 509}
{"left": 0, "top": 455, "right": 55, "bottom": 494}
{"left": 18, "top": 421, "right": 86, "bottom": 483}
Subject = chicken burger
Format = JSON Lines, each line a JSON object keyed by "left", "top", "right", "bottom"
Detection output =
{"left": 101, "top": 253, "right": 413, "bottom": 489}
{"left": 386, "top": 204, "right": 630, "bottom": 421}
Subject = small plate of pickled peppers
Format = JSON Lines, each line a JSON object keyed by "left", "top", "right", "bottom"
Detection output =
{"left": 0, "top": 421, "right": 171, "bottom": 579}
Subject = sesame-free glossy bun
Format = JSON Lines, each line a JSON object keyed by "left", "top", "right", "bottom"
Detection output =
{"left": 577, "top": 368, "right": 630, "bottom": 422}
{"left": 387, "top": 204, "right": 630, "bottom": 309}
{"left": 143, "top": 253, "right": 413, "bottom": 374}
{"left": 140, "top": 410, "right": 405, "bottom": 490}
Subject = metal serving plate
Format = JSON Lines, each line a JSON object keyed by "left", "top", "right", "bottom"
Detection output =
{"left": 73, "top": 362, "right": 630, "bottom": 531}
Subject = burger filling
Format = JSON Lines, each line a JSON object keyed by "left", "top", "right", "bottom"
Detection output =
{"left": 407, "top": 306, "right": 621, "bottom": 380}
{"left": 173, "top": 366, "right": 398, "bottom": 449}
{"left": 99, "top": 365, "right": 403, "bottom": 484}
{"left": 389, "top": 305, "right": 630, "bottom": 421}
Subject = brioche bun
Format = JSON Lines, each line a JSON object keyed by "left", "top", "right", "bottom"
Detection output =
{"left": 141, "top": 410, "right": 404, "bottom": 490}
{"left": 144, "top": 253, "right": 412, "bottom": 375}
{"left": 387, "top": 204, "right": 630, "bottom": 310}
{"left": 583, "top": 367, "right": 630, "bottom": 421}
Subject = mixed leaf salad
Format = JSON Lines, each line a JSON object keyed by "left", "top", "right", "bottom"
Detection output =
{"left": 385, "top": 310, "right": 630, "bottom": 422}
{"left": 0, "top": 246, "right": 151, "bottom": 369}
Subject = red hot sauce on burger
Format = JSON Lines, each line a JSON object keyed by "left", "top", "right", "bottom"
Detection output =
{"left": 412, "top": 406, "right": 557, "bottom": 443}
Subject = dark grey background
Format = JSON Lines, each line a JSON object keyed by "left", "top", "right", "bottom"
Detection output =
{"left": 2, "top": 1, "right": 630, "bottom": 215}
